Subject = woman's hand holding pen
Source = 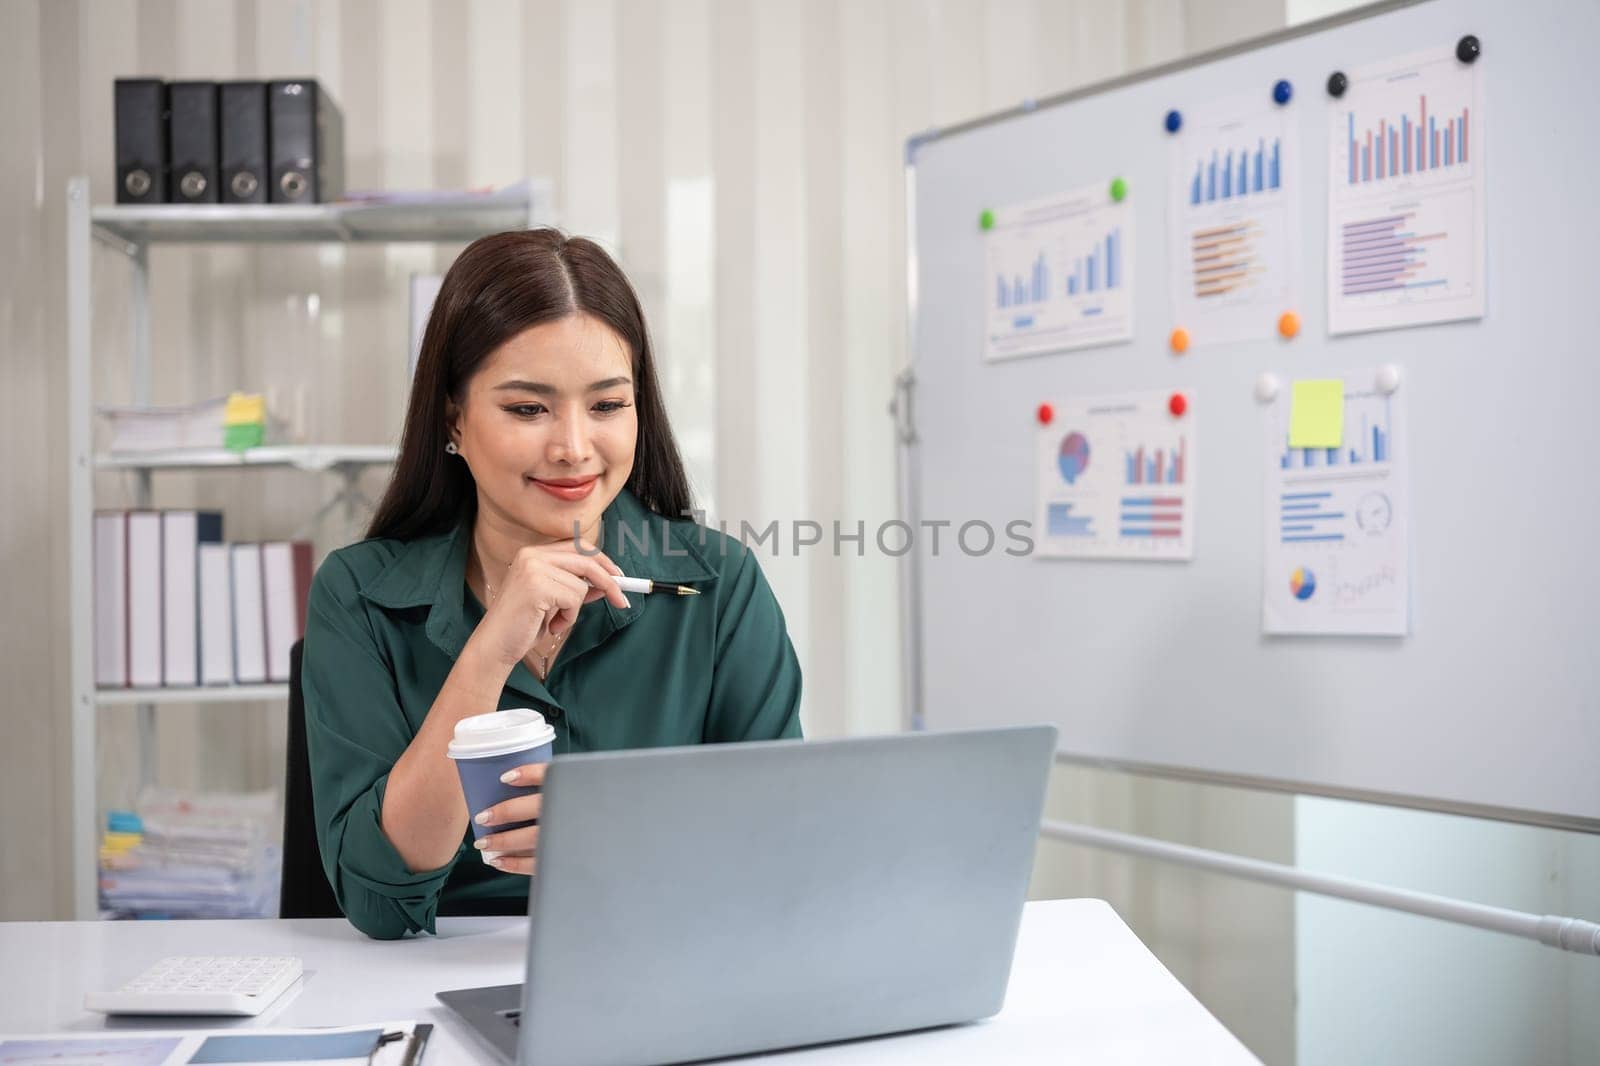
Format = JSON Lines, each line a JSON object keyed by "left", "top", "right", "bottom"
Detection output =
{"left": 472, "top": 540, "right": 631, "bottom": 671}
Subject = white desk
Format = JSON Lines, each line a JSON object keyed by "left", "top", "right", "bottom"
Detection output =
{"left": 0, "top": 898, "right": 1259, "bottom": 1064}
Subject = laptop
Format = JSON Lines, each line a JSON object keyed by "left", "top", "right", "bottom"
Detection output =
{"left": 437, "top": 725, "right": 1056, "bottom": 1065}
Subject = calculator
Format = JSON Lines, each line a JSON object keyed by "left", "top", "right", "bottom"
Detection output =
{"left": 85, "top": 954, "right": 304, "bottom": 1016}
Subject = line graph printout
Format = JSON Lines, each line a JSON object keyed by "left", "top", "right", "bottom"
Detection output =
{"left": 985, "top": 181, "right": 1134, "bottom": 360}
{"left": 1327, "top": 45, "right": 1485, "bottom": 335}
{"left": 1169, "top": 95, "right": 1301, "bottom": 344}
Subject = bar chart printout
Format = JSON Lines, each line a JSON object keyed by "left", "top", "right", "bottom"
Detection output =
{"left": 985, "top": 181, "right": 1135, "bottom": 360}
{"left": 1327, "top": 44, "right": 1484, "bottom": 335}
{"left": 1036, "top": 391, "right": 1196, "bottom": 561}
{"left": 1262, "top": 371, "right": 1410, "bottom": 635}
{"left": 1169, "top": 96, "right": 1299, "bottom": 344}
{"left": 1189, "top": 135, "right": 1282, "bottom": 204}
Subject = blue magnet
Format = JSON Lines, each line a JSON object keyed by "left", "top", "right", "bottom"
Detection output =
{"left": 1272, "top": 79, "right": 1293, "bottom": 105}
{"left": 1164, "top": 109, "right": 1182, "bottom": 134}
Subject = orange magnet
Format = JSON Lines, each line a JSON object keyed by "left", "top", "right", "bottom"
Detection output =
{"left": 1169, "top": 327, "right": 1190, "bottom": 354}
{"left": 1278, "top": 311, "right": 1300, "bottom": 339}
{"left": 1037, "top": 402, "right": 1054, "bottom": 425}
{"left": 1168, "top": 393, "right": 1188, "bottom": 417}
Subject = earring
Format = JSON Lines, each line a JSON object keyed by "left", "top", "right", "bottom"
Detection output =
{"left": 445, "top": 442, "right": 459, "bottom": 455}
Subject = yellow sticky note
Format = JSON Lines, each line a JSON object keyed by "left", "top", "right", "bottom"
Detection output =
{"left": 1289, "top": 379, "right": 1344, "bottom": 449}
{"left": 224, "top": 392, "right": 266, "bottom": 427}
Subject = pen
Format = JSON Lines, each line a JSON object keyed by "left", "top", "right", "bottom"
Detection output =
{"left": 400, "top": 1023, "right": 432, "bottom": 1066}
{"left": 612, "top": 575, "right": 700, "bottom": 597}
{"left": 369, "top": 1030, "right": 402, "bottom": 1064}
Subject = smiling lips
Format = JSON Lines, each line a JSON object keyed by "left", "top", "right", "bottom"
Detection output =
{"left": 528, "top": 475, "right": 599, "bottom": 502}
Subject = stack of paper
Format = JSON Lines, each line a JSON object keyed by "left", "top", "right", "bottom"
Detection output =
{"left": 96, "top": 395, "right": 287, "bottom": 455}
{"left": 338, "top": 178, "right": 530, "bottom": 206}
{"left": 99, "top": 788, "right": 282, "bottom": 920}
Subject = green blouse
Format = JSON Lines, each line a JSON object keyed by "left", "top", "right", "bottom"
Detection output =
{"left": 301, "top": 488, "right": 803, "bottom": 939}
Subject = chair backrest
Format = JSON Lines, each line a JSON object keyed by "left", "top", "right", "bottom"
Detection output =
{"left": 280, "top": 638, "right": 343, "bottom": 918}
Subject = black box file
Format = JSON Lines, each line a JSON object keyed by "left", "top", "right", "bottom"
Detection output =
{"left": 267, "top": 80, "right": 343, "bottom": 204}
{"left": 114, "top": 78, "right": 168, "bottom": 204}
{"left": 219, "top": 81, "right": 269, "bottom": 204}
{"left": 168, "top": 81, "right": 220, "bottom": 203}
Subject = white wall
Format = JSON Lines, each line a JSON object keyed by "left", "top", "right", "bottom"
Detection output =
{"left": 1296, "top": 800, "right": 1600, "bottom": 1066}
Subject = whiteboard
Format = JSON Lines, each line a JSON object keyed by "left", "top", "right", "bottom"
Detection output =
{"left": 905, "top": 0, "right": 1600, "bottom": 829}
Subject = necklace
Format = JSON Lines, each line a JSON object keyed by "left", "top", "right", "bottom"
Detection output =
{"left": 483, "top": 567, "right": 568, "bottom": 681}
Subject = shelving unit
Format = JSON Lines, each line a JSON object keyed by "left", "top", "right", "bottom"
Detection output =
{"left": 65, "top": 176, "right": 554, "bottom": 918}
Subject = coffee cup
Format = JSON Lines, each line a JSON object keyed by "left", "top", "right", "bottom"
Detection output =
{"left": 446, "top": 708, "right": 556, "bottom": 858}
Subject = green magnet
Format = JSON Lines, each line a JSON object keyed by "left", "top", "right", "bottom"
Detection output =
{"left": 979, "top": 209, "right": 995, "bottom": 230}
{"left": 1109, "top": 177, "right": 1128, "bottom": 202}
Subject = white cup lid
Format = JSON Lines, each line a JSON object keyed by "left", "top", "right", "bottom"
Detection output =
{"left": 446, "top": 708, "right": 556, "bottom": 759}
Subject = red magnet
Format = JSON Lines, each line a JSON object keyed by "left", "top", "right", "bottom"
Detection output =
{"left": 1037, "top": 402, "right": 1054, "bottom": 425}
{"left": 1168, "top": 393, "right": 1188, "bottom": 417}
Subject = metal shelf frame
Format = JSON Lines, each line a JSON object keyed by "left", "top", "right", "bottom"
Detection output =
{"left": 95, "top": 444, "right": 398, "bottom": 472}
{"left": 96, "top": 684, "right": 292, "bottom": 707}
{"left": 90, "top": 196, "right": 541, "bottom": 248}
{"left": 65, "top": 176, "right": 553, "bottom": 918}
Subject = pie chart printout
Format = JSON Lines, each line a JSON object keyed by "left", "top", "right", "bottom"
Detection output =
{"left": 1058, "top": 431, "right": 1090, "bottom": 484}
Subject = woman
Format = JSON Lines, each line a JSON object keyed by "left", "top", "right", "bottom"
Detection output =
{"left": 302, "top": 230, "right": 803, "bottom": 940}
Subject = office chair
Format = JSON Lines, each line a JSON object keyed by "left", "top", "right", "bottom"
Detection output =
{"left": 281, "top": 639, "right": 343, "bottom": 918}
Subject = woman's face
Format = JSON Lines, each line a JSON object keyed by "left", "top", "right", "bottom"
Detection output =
{"left": 449, "top": 312, "right": 638, "bottom": 544}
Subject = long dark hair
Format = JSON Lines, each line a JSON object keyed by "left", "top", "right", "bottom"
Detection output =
{"left": 366, "top": 229, "right": 692, "bottom": 541}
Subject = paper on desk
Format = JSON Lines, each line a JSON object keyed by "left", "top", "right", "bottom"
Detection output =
{"left": 0, "top": 1023, "right": 426, "bottom": 1066}
{"left": 0, "top": 1035, "right": 183, "bottom": 1065}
